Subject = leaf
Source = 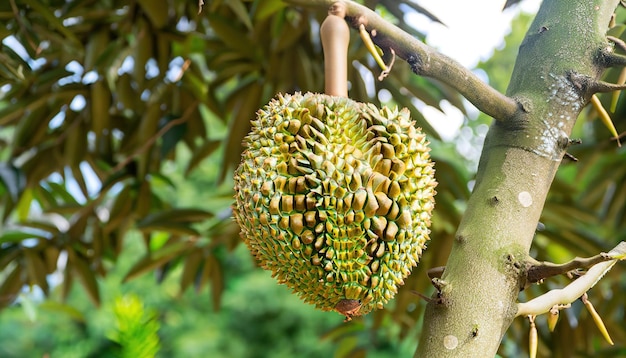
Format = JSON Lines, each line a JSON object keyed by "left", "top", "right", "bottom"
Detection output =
{"left": 39, "top": 300, "right": 86, "bottom": 322}
{"left": 137, "top": 208, "right": 214, "bottom": 226}
{"left": 220, "top": 81, "right": 263, "bottom": 182}
{"left": 180, "top": 250, "right": 204, "bottom": 293}
{"left": 20, "top": 0, "right": 82, "bottom": 47}
{"left": 136, "top": 223, "right": 201, "bottom": 236}
{"left": 0, "top": 162, "right": 26, "bottom": 202}
{"left": 69, "top": 250, "right": 101, "bottom": 306}
{"left": 123, "top": 240, "right": 192, "bottom": 282}
{"left": 90, "top": 80, "right": 112, "bottom": 152}
{"left": 206, "top": 13, "right": 255, "bottom": 56}
{"left": 23, "top": 249, "right": 50, "bottom": 294}
{"left": 185, "top": 140, "right": 221, "bottom": 176}
{"left": 46, "top": 182, "right": 80, "bottom": 205}
{"left": 394, "top": 1, "right": 445, "bottom": 25}
{"left": 226, "top": 0, "right": 253, "bottom": 31}
{"left": 0, "top": 266, "right": 22, "bottom": 308}
{"left": 209, "top": 256, "right": 223, "bottom": 310}
{"left": 159, "top": 114, "right": 187, "bottom": 159}
{"left": 0, "top": 231, "right": 46, "bottom": 244}
{"left": 254, "top": 0, "right": 286, "bottom": 21}
{"left": 137, "top": 0, "right": 169, "bottom": 28}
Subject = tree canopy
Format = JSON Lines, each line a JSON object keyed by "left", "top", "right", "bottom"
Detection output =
{"left": 0, "top": 0, "right": 625, "bottom": 357}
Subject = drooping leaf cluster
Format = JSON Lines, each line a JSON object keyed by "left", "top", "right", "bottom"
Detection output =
{"left": 0, "top": 0, "right": 466, "bottom": 331}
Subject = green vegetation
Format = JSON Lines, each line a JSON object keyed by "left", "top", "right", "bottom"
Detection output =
{"left": 0, "top": 0, "right": 625, "bottom": 357}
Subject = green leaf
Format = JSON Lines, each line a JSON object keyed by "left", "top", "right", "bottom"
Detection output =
{"left": 0, "top": 265, "right": 22, "bottom": 308}
{"left": 136, "top": 222, "right": 200, "bottom": 236}
{"left": 180, "top": 250, "right": 204, "bottom": 293}
{"left": 137, "top": 208, "right": 214, "bottom": 226}
{"left": 185, "top": 139, "right": 221, "bottom": 176}
{"left": 0, "top": 162, "right": 26, "bottom": 203}
{"left": 0, "top": 231, "right": 46, "bottom": 244}
{"left": 23, "top": 249, "right": 50, "bottom": 293}
{"left": 254, "top": 0, "right": 286, "bottom": 21}
{"left": 39, "top": 300, "right": 86, "bottom": 322}
{"left": 220, "top": 81, "right": 263, "bottom": 182}
{"left": 206, "top": 13, "right": 255, "bottom": 56}
{"left": 159, "top": 114, "right": 187, "bottom": 159}
{"left": 69, "top": 251, "right": 101, "bottom": 306}
{"left": 123, "top": 240, "right": 191, "bottom": 282}
{"left": 226, "top": 0, "right": 253, "bottom": 31}
{"left": 20, "top": 0, "right": 82, "bottom": 47}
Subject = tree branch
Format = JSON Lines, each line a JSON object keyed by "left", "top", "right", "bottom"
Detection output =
{"left": 285, "top": 0, "right": 520, "bottom": 121}
{"left": 516, "top": 241, "right": 626, "bottom": 317}
{"left": 568, "top": 71, "right": 626, "bottom": 95}
{"left": 525, "top": 252, "right": 613, "bottom": 284}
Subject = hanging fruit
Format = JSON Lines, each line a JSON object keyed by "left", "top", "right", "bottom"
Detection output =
{"left": 233, "top": 3, "right": 436, "bottom": 321}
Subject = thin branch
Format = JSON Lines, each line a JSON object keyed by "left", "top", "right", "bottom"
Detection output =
{"left": 568, "top": 71, "right": 626, "bottom": 94}
{"left": 525, "top": 252, "right": 612, "bottom": 284}
{"left": 598, "top": 49, "right": 626, "bottom": 68}
{"left": 516, "top": 241, "right": 626, "bottom": 317}
{"left": 285, "top": 0, "right": 520, "bottom": 121}
{"left": 608, "top": 35, "right": 626, "bottom": 52}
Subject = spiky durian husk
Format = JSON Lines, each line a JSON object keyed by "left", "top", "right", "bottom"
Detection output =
{"left": 233, "top": 92, "right": 436, "bottom": 317}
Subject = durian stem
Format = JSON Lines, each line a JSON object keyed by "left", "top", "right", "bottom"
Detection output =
{"left": 320, "top": 4, "right": 350, "bottom": 97}
{"left": 287, "top": 0, "right": 520, "bottom": 120}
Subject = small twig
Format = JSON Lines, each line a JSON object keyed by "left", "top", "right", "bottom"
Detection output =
{"left": 110, "top": 101, "right": 199, "bottom": 174}
{"left": 608, "top": 35, "right": 626, "bottom": 52}
{"left": 427, "top": 266, "right": 445, "bottom": 280}
{"left": 563, "top": 152, "right": 578, "bottom": 162}
{"left": 613, "top": 131, "right": 626, "bottom": 141}
{"left": 598, "top": 51, "right": 626, "bottom": 68}
{"left": 516, "top": 241, "right": 626, "bottom": 317}
{"left": 569, "top": 71, "right": 626, "bottom": 94}
{"left": 526, "top": 252, "right": 612, "bottom": 284}
{"left": 172, "top": 59, "right": 191, "bottom": 83}
{"left": 198, "top": 0, "right": 205, "bottom": 14}
{"left": 410, "top": 290, "right": 434, "bottom": 303}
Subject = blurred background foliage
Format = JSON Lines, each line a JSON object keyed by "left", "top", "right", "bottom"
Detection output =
{"left": 0, "top": 0, "right": 624, "bottom": 357}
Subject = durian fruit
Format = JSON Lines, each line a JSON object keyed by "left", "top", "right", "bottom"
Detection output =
{"left": 233, "top": 91, "right": 436, "bottom": 320}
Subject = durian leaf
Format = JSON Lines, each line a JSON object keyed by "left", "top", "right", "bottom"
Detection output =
{"left": 185, "top": 139, "right": 221, "bottom": 176}
{"left": 38, "top": 301, "right": 86, "bottom": 323}
{"left": 208, "top": 256, "right": 224, "bottom": 310}
{"left": 23, "top": 249, "right": 50, "bottom": 294}
{"left": 0, "top": 163, "right": 26, "bottom": 203}
{"left": 220, "top": 81, "right": 263, "bottom": 182}
{"left": 69, "top": 251, "right": 101, "bottom": 306}
{"left": 0, "top": 266, "right": 22, "bottom": 309}
{"left": 0, "top": 231, "right": 45, "bottom": 244}
{"left": 180, "top": 250, "right": 204, "bottom": 293}
{"left": 136, "top": 223, "right": 201, "bottom": 237}
{"left": 137, "top": 208, "right": 214, "bottom": 225}
{"left": 226, "top": 0, "right": 253, "bottom": 31}
{"left": 206, "top": 13, "right": 255, "bottom": 56}
{"left": 123, "top": 240, "right": 192, "bottom": 282}
{"left": 195, "top": 257, "right": 212, "bottom": 293}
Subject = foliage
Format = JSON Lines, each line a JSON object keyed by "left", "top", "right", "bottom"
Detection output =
{"left": 0, "top": 0, "right": 462, "bottom": 310}
{"left": 109, "top": 294, "right": 161, "bottom": 358}
{"left": 0, "top": 0, "right": 624, "bottom": 357}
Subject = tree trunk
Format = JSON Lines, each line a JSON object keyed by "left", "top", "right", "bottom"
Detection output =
{"left": 416, "top": 0, "right": 620, "bottom": 356}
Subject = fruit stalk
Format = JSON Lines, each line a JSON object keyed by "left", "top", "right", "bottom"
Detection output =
{"left": 320, "top": 4, "right": 350, "bottom": 97}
